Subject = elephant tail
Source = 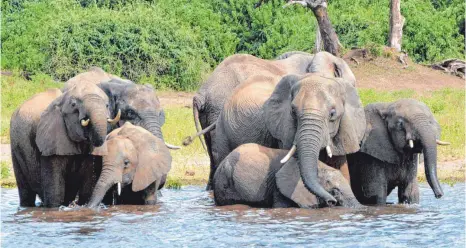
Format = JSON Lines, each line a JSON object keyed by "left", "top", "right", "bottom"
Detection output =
{"left": 183, "top": 121, "right": 216, "bottom": 147}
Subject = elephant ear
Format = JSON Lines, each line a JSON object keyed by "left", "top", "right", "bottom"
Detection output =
{"left": 329, "top": 79, "right": 366, "bottom": 156}
{"left": 263, "top": 75, "right": 300, "bottom": 149}
{"left": 119, "top": 124, "right": 171, "bottom": 192}
{"left": 275, "top": 157, "right": 320, "bottom": 208}
{"left": 360, "top": 103, "right": 400, "bottom": 164}
{"left": 36, "top": 95, "right": 82, "bottom": 156}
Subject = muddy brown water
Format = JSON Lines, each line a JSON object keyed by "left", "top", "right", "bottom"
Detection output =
{"left": 1, "top": 183, "right": 464, "bottom": 247}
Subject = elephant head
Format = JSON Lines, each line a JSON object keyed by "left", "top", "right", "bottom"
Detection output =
{"left": 263, "top": 74, "right": 365, "bottom": 205}
{"left": 308, "top": 51, "right": 356, "bottom": 86}
{"left": 360, "top": 99, "right": 448, "bottom": 198}
{"left": 98, "top": 80, "right": 166, "bottom": 139}
{"left": 88, "top": 122, "right": 172, "bottom": 208}
{"left": 35, "top": 82, "right": 117, "bottom": 155}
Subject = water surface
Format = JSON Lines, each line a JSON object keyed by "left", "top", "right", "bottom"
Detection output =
{"left": 1, "top": 183, "right": 464, "bottom": 247}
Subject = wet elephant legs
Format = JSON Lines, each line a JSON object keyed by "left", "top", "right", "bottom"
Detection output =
{"left": 12, "top": 153, "right": 36, "bottom": 207}
{"left": 41, "top": 155, "right": 97, "bottom": 207}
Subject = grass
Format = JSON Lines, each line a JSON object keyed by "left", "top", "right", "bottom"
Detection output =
{"left": 0, "top": 73, "right": 463, "bottom": 188}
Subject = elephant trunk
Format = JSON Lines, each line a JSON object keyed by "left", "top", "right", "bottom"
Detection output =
{"left": 297, "top": 112, "right": 337, "bottom": 206}
{"left": 418, "top": 128, "right": 444, "bottom": 198}
{"left": 88, "top": 166, "right": 121, "bottom": 208}
{"left": 84, "top": 98, "right": 109, "bottom": 147}
{"left": 140, "top": 111, "right": 164, "bottom": 140}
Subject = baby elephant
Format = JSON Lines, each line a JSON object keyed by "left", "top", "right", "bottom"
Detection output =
{"left": 347, "top": 99, "right": 449, "bottom": 205}
{"left": 213, "top": 144, "right": 360, "bottom": 208}
{"left": 87, "top": 122, "right": 171, "bottom": 207}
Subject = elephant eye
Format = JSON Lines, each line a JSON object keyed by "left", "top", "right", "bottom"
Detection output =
{"left": 126, "top": 109, "right": 137, "bottom": 119}
{"left": 124, "top": 159, "right": 130, "bottom": 167}
{"left": 396, "top": 119, "right": 404, "bottom": 129}
{"left": 329, "top": 108, "right": 337, "bottom": 120}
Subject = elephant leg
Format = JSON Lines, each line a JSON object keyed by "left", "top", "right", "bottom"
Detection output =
{"left": 204, "top": 130, "right": 216, "bottom": 190}
{"left": 398, "top": 180, "right": 420, "bottom": 204}
{"left": 41, "top": 156, "right": 68, "bottom": 207}
{"left": 143, "top": 183, "right": 158, "bottom": 205}
{"left": 77, "top": 156, "right": 97, "bottom": 205}
{"left": 12, "top": 154, "right": 36, "bottom": 207}
{"left": 272, "top": 189, "right": 297, "bottom": 208}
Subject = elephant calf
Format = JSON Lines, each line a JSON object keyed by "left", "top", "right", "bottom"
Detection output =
{"left": 347, "top": 99, "right": 450, "bottom": 205}
{"left": 213, "top": 144, "right": 361, "bottom": 208}
{"left": 87, "top": 122, "right": 172, "bottom": 207}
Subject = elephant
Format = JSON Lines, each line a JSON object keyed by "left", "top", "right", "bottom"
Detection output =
{"left": 347, "top": 99, "right": 449, "bottom": 205}
{"left": 87, "top": 122, "right": 171, "bottom": 207}
{"left": 62, "top": 66, "right": 131, "bottom": 91}
{"left": 10, "top": 82, "right": 120, "bottom": 207}
{"left": 186, "top": 51, "right": 355, "bottom": 189}
{"left": 205, "top": 73, "right": 365, "bottom": 206}
{"left": 213, "top": 143, "right": 361, "bottom": 208}
{"left": 63, "top": 69, "right": 179, "bottom": 150}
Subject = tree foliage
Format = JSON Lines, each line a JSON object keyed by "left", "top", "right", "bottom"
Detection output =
{"left": 1, "top": 0, "right": 463, "bottom": 90}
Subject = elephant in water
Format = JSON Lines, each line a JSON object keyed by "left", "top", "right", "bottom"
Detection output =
{"left": 187, "top": 51, "right": 355, "bottom": 189}
{"left": 213, "top": 144, "right": 361, "bottom": 208}
{"left": 87, "top": 122, "right": 171, "bottom": 207}
{"left": 10, "top": 82, "right": 120, "bottom": 207}
{"left": 347, "top": 99, "right": 449, "bottom": 205}
{"left": 194, "top": 73, "right": 365, "bottom": 205}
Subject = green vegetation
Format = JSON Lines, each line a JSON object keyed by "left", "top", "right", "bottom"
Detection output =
{"left": 2, "top": 0, "right": 463, "bottom": 90}
{"left": 1, "top": 71, "right": 61, "bottom": 143}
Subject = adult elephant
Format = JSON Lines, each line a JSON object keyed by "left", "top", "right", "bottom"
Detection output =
{"left": 87, "top": 123, "right": 171, "bottom": 207}
{"left": 97, "top": 79, "right": 179, "bottom": 149}
{"left": 10, "top": 83, "right": 119, "bottom": 207}
{"left": 214, "top": 144, "right": 361, "bottom": 208}
{"left": 347, "top": 99, "right": 448, "bottom": 205}
{"left": 211, "top": 74, "right": 365, "bottom": 205}
{"left": 62, "top": 66, "right": 131, "bottom": 91}
{"left": 186, "top": 51, "right": 355, "bottom": 189}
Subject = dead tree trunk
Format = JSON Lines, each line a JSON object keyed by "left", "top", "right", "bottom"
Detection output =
{"left": 389, "top": 0, "right": 405, "bottom": 52}
{"left": 310, "top": 1, "right": 341, "bottom": 57}
{"left": 285, "top": 0, "right": 341, "bottom": 57}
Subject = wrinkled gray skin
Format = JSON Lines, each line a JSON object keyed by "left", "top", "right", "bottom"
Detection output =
{"left": 347, "top": 99, "right": 445, "bottom": 205}
{"left": 88, "top": 123, "right": 171, "bottom": 207}
{"left": 191, "top": 51, "right": 354, "bottom": 190}
{"left": 10, "top": 83, "right": 110, "bottom": 207}
{"left": 213, "top": 144, "right": 361, "bottom": 208}
{"left": 97, "top": 79, "right": 166, "bottom": 140}
{"left": 213, "top": 73, "right": 365, "bottom": 206}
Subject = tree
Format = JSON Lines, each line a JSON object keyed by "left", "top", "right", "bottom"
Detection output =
{"left": 388, "top": 0, "right": 404, "bottom": 52}
{"left": 285, "top": 0, "right": 342, "bottom": 56}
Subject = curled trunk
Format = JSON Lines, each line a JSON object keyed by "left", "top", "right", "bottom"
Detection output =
{"left": 297, "top": 113, "right": 337, "bottom": 205}
{"left": 85, "top": 99, "right": 109, "bottom": 147}
{"left": 418, "top": 128, "right": 444, "bottom": 198}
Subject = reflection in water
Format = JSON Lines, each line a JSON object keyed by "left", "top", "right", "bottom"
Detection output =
{"left": 1, "top": 184, "right": 465, "bottom": 247}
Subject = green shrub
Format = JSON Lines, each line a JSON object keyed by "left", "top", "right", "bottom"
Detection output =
{"left": 1, "top": 0, "right": 464, "bottom": 90}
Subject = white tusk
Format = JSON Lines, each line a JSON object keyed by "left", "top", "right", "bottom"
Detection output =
{"left": 165, "top": 142, "right": 181, "bottom": 150}
{"left": 436, "top": 139, "right": 450, "bottom": 146}
{"left": 409, "top": 139, "right": 414, "bottom": 148}
{"left": 280, "top": 145, "right": 297, "bottom": 164}
{"left": 117, "top": 182, "right": 121, "bottom": 196}
{"left": 107, "top": 109, "right": 121, "bottom": 125}
{"left": 81, "top": 119, "right": 90, "bottom": 127}
{"left": 326, "top": 146, "right": 332, "bottom": 158}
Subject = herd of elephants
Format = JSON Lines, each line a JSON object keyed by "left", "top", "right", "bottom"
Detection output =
{"left": 10, "top": 51, "right": 450, "bottom": 210}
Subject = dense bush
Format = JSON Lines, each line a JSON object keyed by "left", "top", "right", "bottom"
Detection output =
{"left": 1, "top": 0, "right": 464, "bottom": 90}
